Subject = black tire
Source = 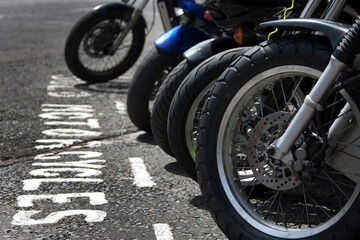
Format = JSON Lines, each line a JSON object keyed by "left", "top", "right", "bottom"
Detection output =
{"left": 150, "top": 59, "right": 195, "bottom": 156}
{"left": 65, "top": 8, "right": 145, "bottom": 83}
{"left": 167, "top": 47, "right": 252, "bottom": 180}
{"left": 197, "top": 35, "right": 360, "bottom": 239}
{"left": 127, "top": 47, "right": 182, "bottom": 133}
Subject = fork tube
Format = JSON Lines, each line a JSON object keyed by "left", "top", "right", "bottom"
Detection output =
{"left": 321, "top": 0, "right": 347, "bottom": 21}
{"left": 270, "top": 56, "right": 347, "bottom": 159}
{"left": 157, "top": 0, "right": 172, "bottom": 31}
{"left": 327, "top": 103, "right": 352, "bottom": 140}
{"left": 109, "top": 0, "right": 149, "bottom": 54}
{"left": 270, "top": 16, "right": 360, "bottom": 160}
{"left": 299, "top": 0, "right": 323, "bottom": 18}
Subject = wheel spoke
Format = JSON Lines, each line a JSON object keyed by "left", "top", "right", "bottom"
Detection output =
{"left": 299, "top": 185, "right": 332, "bottom": 220}
{"left": 286, "top": 76, "right": 303, "bottom": 110}
{"left": 245, "top": 178, "right": 259, "bottom": 202}
{"left": 271, "top": 88, "right": 280, "bottom": 111}
{"left": 316, "top": 174, "right": 355, "bottom": 189}
{"left": 279, "top": 79, "right": 289, "bottom": 111}
{"left": 321, "top": 170, "right": 351, "bottom": 200}
{"left": 301, "top": 183, "right": 311, "bottom": 227}
{"left": 311, "top": 200, "right": 322, "bottom": 225}
{"left": 327, "top": 135, "right": 360, "bottom": 164}
{"left": 259, "top": 95, "right": 264, "bottom": 118}
{"left": 278, "top": 192, "right": 287, "bottom": 228}
{"left": 264, "top": 191, "right": 280, "bottom": 220}
{"left": 255, "top": 191, "right": 280, "bottom": 212}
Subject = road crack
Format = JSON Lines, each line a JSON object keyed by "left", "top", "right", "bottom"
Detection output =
{"left": 0, "top": 129, "right": 142, "bottom": 167}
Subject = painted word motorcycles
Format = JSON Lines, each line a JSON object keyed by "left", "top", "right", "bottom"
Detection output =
{"left": 12, "top": 75, "right": 108, "bottom": 225}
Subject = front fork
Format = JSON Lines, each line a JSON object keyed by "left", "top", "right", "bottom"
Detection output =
{"left": 267, "top": 17, "right": 360, "bottom": 162}
{"left": 267, "top": 56, "right": 347, "bottom": 160}
{"left": 108, "top": 0, "right": 149, "bottom": 54}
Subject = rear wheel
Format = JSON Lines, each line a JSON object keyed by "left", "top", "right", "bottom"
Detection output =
{"left": 197, "top": 36, "right": 360, "bottom": 240}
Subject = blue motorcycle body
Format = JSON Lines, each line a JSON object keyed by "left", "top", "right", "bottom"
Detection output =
{"left": 155, "top": 25, "right": 211, "bottom": 54}
{"left": 154, "top": 0, "right": 213, "bottom": 54}
{"left": 178, "top": 0, "right": 206, "bottom": 22}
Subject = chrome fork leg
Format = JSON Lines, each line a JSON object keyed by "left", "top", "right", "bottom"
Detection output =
{"left": 328, "top": 103, "right": 352, "bottom": 140}
{"left": 109, "top": 0, "right": 149, "bottom": 54}
{"left": 268, "top": 56, "right": 348, "bottom": 160}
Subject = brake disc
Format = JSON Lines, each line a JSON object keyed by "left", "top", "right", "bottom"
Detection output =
{"left": 83, "top": 22, "right": 119, "bottom": 58}
{"left": 248, "top": 112, "right": 302, "bottom": 191}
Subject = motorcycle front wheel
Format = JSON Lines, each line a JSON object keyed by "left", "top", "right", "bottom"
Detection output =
{"left": 167, "top": 47, "right": 251, "bottom": 180}
{"left": 127, "top": 47, "right": 182, "bottom": 133}
{"left": 197, "top": 35, "right": 360, "bottom": 239}
{"left": 150, "top": 58, "right": 194, "bottom": 156}
{"left": 65, "top": 8, "right": 145, "bottom": 83}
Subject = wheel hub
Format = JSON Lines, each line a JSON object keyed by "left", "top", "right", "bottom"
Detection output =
{"left": 248, "top": 112, "right": 302, "bottom": 190}
{"left": 83, "top": 23, "right": 119, "bottom": 57}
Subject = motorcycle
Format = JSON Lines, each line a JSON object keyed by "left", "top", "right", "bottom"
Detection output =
{"left": 64, "top": 0, "right": 181, "bottom": 83}
{"left": 196, "top": 0, "right": 360, "bottom": 238}
{"left": 158, "top": 0, "right": 357, "bottom": 180}
{"left": 126, "top": 0, "right": 221, "bottom": 133}
{"left": 150, "top": 0, "right": 306, "bottom": 160}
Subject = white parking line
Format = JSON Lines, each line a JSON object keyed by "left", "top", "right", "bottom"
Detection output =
{"left": 128, "top": 157, "right": 155, "bottom": 187}
{"left": 153, "top": 223, "right": 174, "bottom": 240}
{"left": 115, "top": 101, "right": 127, "bottom": 115}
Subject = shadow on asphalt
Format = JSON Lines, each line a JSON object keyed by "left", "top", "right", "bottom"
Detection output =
{"left": 136, "top": 132, "right": 157, "bottom": 145}
{"left": 189, "top": 195, "right": 207, "bottom": 210}
{"left": 74, "top": 81, "right": 129, "bottom": 94}
{"left": 164, "top": 162, "right": 190, "bottom": 178}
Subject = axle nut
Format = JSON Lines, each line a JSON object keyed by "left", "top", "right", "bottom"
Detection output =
{"left": 266, "top": 146, "right": 276, "bottom": 155}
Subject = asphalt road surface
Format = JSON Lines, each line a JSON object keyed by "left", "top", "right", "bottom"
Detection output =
{"left": 0, "top": 0, "right": 226, "bottom": 239}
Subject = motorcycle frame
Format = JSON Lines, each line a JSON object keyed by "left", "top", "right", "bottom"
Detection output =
{"left": 183, "top": 0, "right": 349, "bottom": 71}
{"left": 109, "top": 0, "right": 175, "bottom": 54}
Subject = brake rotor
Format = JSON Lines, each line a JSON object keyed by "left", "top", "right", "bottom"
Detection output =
{"left": 248, "top": 112, "right": 302, "bottom": 191}
{"left": 83, "top": 22, "right": 119, "bottom": 58}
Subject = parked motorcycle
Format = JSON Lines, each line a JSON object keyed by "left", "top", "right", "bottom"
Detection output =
{"left": 64, "top": 0, "right": 180, "bottom": 83}
{"left": 154, "top": 0, "right": 357, "bottom": 180}
{"left": 126, "top": 0, "right": 220, "bottom": 133}
{"left": 196, "top": 0, "right": 360, "bottom": 239}
{"left": 150, "top": 0, "right": 305, "bottom": 159}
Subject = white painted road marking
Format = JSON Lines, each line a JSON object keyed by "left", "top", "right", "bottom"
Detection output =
{"left": 29, "top": 168, "right": 102, "bottom": 177}
{"left": 13, "top": 76, "right": 108, "bottom": 226}
{"left": 12, "top": 210, "right": 106, "bottom": 225}
{"left": 128, "top": 157, "right": 155, "bottom": 187}
{"left": 33, "top": 159, "right": 106, "bottom": 169}
{"left": 35, "top": 151, "right": 103, "bottom": 160}
{"left": 23, "top": 178, "right": 103, "bottom": 191}
{"left": 17, "top": 193, "right": 108, "bottom": 207}
{"left": 42, "top": 128, "right": 102, "bottom": 137}
{"left": 153, "top": 223, "right": 174, "bottom": 240}
{"left": 44, "top": 119, "right": 100, "bottom": 129}
{"left": 35, "top": 139, "right": 82, "bottom": 150}
{"left": 115, "top": 100, "right": 127, "bottom": 115}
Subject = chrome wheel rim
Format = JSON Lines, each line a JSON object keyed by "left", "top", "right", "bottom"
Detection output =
{"left": 185, "top": 80, "right": 216, "bottom": 160}
{"left": 216, "top": 65, "right": 360, "bottom": 238}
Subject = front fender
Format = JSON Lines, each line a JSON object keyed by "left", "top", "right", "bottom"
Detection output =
{"left": 259, "top": 18, "right": 350, "bottom": 49}
{"left": 155, "top": 25, "right": 211, "bottom": 54}
{"left": 184, "top": 38, "right": 239, "bottom": 65}
{"left": 93, "top": 2, "right": 147, "bottom": 28}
